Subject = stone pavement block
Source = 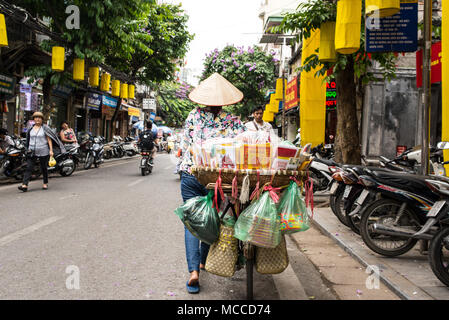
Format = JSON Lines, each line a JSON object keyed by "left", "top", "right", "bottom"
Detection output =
{"left": 332, "top": 284, "right": 400, "bottom": 300}
{"left": 318, "top": 266, "right": 372, "bottom": 285}
{"left": 311, "top": 207, "right": 440, "bottom": 300}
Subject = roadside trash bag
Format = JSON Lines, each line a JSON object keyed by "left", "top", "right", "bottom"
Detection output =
{"left": 277, "top": 181, "right": 309, "bottom": 234}
{"left": 174, "top": 191, "right": 220, "bottom": 245}
{"left": 234, "top": 188, "right": 281, "bottom": 248}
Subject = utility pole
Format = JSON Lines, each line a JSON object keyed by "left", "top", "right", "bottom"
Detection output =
{"left": 421, "top": 0, "right": 432, "bottom": 175}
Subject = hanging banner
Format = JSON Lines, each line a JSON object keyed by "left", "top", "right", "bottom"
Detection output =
{"left": 416, "top": 41, "right": 442, "bottom": 88}
{"left": 365, "top": 0, "right": 418, "bottom": 53}
{"left": 285, "top": 77, "right": 299, "bottom": 110}
{"left": 300, "top": 29, "right": 327, "bottom": 147}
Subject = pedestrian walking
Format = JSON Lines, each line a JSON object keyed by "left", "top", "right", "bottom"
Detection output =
{"left": 178, "top": 73, "right": 246, "bottom": 294}
{"left": 18, "top": 112, "right": 65, "bottom": 192}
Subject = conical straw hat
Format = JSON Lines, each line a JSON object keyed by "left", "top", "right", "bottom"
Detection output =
{"left": 188, "top": 73, "right": 244, "bottom": 106}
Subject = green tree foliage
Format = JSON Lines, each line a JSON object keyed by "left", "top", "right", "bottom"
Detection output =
{"left": 107, "top": 3, "right": 194, "bottom": 85}
{"left": 17, "top": 0, "right": 155, "bottom": 120}
{"left": 200, "top": 45, "right": 277, "bottom": 119}
{"left": 274, "top": 0, "right": 399, "bottom": 164}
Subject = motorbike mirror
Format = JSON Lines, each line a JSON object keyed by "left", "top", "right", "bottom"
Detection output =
{"left": 437, "top": 141, "right": 449, "bottom": 150}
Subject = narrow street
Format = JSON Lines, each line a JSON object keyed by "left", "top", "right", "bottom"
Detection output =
{"left": 0, "top": 153, "right": 400, "bottom": 300}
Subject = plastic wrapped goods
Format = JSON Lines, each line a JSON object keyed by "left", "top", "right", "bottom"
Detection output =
{"left": 277, "top": 181, "right": 310, "bottom": 234}
{"left": 174, "top": 191, "right": 220, "bottom": 245}
{"left": 234, "top": 190, "right": 281, "bottom": 248}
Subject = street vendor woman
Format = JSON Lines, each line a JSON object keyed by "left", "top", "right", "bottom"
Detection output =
{"left": 178, "top": 72, "right": 246, "bottom": 294}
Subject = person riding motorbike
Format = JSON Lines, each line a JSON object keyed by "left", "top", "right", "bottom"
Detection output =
{"left": 138, "top": 121, "right": 158, "bottom": 159}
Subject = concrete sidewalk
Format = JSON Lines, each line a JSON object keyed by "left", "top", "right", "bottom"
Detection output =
{"left": 311, "top": 207, "right": 449, "bottom": 300}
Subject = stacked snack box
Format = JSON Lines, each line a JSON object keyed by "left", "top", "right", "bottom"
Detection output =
{"left": 191, "top": 132, "right": 312, "bottom": 171}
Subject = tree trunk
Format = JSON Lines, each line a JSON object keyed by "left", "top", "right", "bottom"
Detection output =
{"left": 334, "top": 56, "right": 361, "bottom": 165}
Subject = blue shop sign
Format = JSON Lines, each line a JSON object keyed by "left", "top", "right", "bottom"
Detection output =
{"left": 102, "top": 95, "right": 118, "bottom": 108}
{"left": 365, "top": 0, "right": 418, "bottom": 53}
{"left": 86, "top": 93, "right": 102, "bottom": 111}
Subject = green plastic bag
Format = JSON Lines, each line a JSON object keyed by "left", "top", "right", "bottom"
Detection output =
{"left": 234, "top": 191, "right": 281, "bottom": 248}
{"left": 174, "top": 191, "right": 220, "bottom": 245}
{"left": 277, "top": 181, "right": 309, "bottom": 234}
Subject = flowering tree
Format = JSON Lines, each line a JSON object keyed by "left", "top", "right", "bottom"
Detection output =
{"left": 201, "top": 45, "right": 277, "bottom": 118}
{"left": 158, "top": 81, "right": 196, "bottom": 127}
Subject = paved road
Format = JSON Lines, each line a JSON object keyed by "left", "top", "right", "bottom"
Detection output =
{"left": 0, "top": 153, "right": 340, "bottom": 300}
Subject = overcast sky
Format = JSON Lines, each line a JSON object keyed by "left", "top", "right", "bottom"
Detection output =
{"left": 162, "top": 0, "right": 263, "bottom": 84}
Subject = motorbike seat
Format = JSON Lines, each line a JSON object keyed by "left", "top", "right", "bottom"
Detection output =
{"left": 370, "top": 170, "right": 437, "bottom": 199}
{"left": 315, "top": 158, "right": 339, "bottom": 167}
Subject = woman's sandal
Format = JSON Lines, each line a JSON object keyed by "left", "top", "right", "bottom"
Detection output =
{"left": 186, "top": 280, "right": 200, "bottom": 294}
{"left": 42, "top": 185, "right": 48, "bottom": 190}
{"left": 18, "top": 186, "right": 28, "bottom": 192}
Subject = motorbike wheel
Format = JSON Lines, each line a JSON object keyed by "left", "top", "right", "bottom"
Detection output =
{"left": 345, "top": 202, "right": 361, "bottom": 235}
{"left": 359, "top": 198, "right": 419, "bottom": 257}
{"left": 60, "top": 162, "right": 76, "bottom": 177}
{"left": 329, "top": 182, "right": 344, "bottom": 215}
{"left": 141, "top": 167, "right": 148, "bottom": 176}
{"left": 333, "top": 191, "right": 350, "bottom": 227}
{"left": 429, "top": 226, "right": 449, "bottom": 287}
{"left": 84, "top": 153, "right": 94, "bottom": 170}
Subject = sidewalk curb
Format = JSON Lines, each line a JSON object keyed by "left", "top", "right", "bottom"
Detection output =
{"left": 310, "top": 209, "right": 434, "bottom": 300}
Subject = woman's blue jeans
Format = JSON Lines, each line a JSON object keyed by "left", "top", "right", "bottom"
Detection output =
{"left": 180, "top": 171, "right": 210, "bottom": 273}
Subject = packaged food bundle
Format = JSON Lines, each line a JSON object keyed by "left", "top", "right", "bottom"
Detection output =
{"left": 271, "top": 141, "right": 299, "bottom": 170}
{"left": 234, "top": 189, "right": 281, "bottom": 248}
{"left": 277, "top": 181, "right": 309, "bottom": 234}
{"left": 174, "top": 191, "right": 220, "bottom": 245}
{"left": 236, "top": 143, "right": 271, "bottom": 170}
{"left": 214, "top": 142, "right": 238, "bottom": 169}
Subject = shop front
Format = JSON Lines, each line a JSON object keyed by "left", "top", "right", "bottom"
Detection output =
{"left": 50, "top": 85, "right": 73, "bottom": 131}
{"left": 85, "top": 92, "right": 102, "bottom": 136}
{"left": 101, "top": 95, "right": 118, "bottom": 141}
{"left": 0, "top": 73, "right": 16, "bottom": 134}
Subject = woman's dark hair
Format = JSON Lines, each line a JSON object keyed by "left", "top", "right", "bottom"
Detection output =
{"left": 253, "top": 106, "right": 264, "bottom": 113}
{"left": 146, "top": 121, "right": 153, "bottom": 130}
{"left": 60, "top": 121, "right": 69, "bottom": 129}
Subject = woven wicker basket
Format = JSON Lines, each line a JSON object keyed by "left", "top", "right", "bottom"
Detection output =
{"left": 191, "top": 166, "right": 309, "bottom": 188}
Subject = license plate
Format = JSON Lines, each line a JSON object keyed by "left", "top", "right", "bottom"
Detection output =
{"left": 330, "top": 182, "right": 339, "bottom": 195}
{"left": 343, "top": 185, "right": 352, "bottom": 199}
{"left": 427, "top": 200, "right": 447, "bottom": 217}
{"left": 355, "top": 189, "right": 370, "bottom": 206}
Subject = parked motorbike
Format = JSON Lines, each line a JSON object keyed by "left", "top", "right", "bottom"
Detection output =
{"left": 84, "top": 136, "right": 104, "bottom": 169}
{"left": 123, "top": 136, "right": 138, "bottom": 156}
{"left": 46, "top": 148, "right": 77, "bottom": 176}
{"left": 0, "top": 136, "right": 40, "bottom": 180}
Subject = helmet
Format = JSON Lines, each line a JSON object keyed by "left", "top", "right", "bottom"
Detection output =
{"left": 48, "top": 156, "right": 57, "bottom": 167}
